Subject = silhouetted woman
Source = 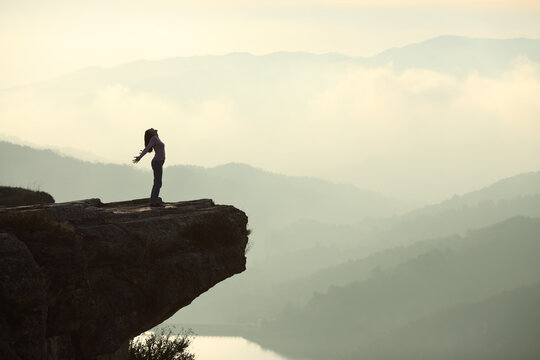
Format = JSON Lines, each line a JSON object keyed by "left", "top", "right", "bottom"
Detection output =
{"left": 133, "top": 128, "right": 166, "bottom": 206}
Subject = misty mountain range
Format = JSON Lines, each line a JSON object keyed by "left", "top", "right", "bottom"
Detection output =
{"left": 172, "top": 171, "right": 540, "bottom": 328}
{"left": 1, "top": 140, "right": 539, "bottom": 358}
{"left": 0, "top": 141, "right": 412, "bottom": 230}
{"left": 366, "top": 35, "right": 540, "bottom": 75}
{"left": 255, "top": 217, "right": 540, "bottom": 359}
{"left": 4, "top": 36, "right": 538, "bottom": 118}
{"left": 2, "top": 34, "right": 540, "bottom": 359}
{"left": 350, "top": 281, "right": 540, "bottom": 360}
{"left": 6, "top": 35, "right": 539, "bottom": 94}
{"left": 2, "top": 35, "right": 539, "bottom": 202}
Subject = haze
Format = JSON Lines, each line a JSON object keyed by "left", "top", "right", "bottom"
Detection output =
{"left": 2, "top": 1, "right": 540, "bottom": 359}
{"left": 1, "top": 0, "right": 539, "bottom": 202}
{"left": 2, "top": 0, "right": 540, "bottom": 88}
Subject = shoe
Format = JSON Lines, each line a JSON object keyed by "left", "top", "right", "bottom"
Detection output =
{"left": 150, "top": 202, "right": 164, "bottom": 207}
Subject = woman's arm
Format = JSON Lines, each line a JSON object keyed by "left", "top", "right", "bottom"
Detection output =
{"left": 132, "top": 136, "right": 156, "bottom": 163}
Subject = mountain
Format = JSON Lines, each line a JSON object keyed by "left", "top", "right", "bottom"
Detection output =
{"left": 268, "top": 173, "right": 540, "bottom": 272}
{"left": 9, "top": 36, "right": 539, "bottom": 95}
{"left": 368, "top": 35, "right": 540, "bottom": 75}
{"left": 2, "top": 141, "right": 539, "bottom": 337}
{"left": 0, "top": 140, "right": 411, "bottom": 325}
{"left": 254, "top": 217, "right": 540, "bottom": 359}
{"left": 4, "top": 36, "right": 537, "bottom": 109}
{"left": 268, "top": 172, "right": 540, "bottom": 307}
{"left": 407, "top": 171, "right": 540, "bottom": 217}
{"left": 166, "top": 161, "right": 413, "bottom": 229}
{"left": 350, "top": 283, "right": 540, "bottom": 360}
{"left": 174, "top": 168, "right": 540, "bottom": 325}
{"left": 2, "top": 36, "right": 538, "bottom": 202}
{"left": 0, "top": 142, "right": 149, "bottom": 204}
{"left": 0, "top": 141, "right": 410, "bottom": 229}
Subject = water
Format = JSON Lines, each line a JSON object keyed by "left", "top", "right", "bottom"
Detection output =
{"left": 134, "top": 332, "right": 306, "bottom": 360}
{"left": 190, "top": 336, "right": 298, "bottom": 360}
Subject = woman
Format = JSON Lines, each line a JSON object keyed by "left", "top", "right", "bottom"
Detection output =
{"left": 133, "top": 128, "right": 166, "bottom": 206}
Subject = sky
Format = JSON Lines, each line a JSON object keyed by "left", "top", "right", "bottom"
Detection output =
{"left": 1, "top": 0, "right": 539, "bottom": 88}
{"left": 1, "top": 0, "right": 539, "bottom": 203}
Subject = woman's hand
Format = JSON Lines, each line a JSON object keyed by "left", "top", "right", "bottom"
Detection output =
{"left": 132, "top": 150, "right": 143, "bottom": 163}
{"left": 132, "top": 150, "right": 144, "bottom": 164}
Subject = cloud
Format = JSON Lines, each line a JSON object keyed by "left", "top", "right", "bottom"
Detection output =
{"left": 298, "top": 57, "right": 540, "bottom": 199}
{"left": 1, "top": 57, "right": 539, "bottom": 202}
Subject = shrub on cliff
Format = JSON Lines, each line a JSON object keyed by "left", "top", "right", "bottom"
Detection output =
{"left": 0, "top": 186, "right": 54, "bottom": 207}
{"left": 128, "top": 327, "right": 196, "bottom": 360}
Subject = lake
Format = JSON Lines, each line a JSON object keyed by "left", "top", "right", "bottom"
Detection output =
{"left": 190, "top": 336, "right": 305, "bottom": 360}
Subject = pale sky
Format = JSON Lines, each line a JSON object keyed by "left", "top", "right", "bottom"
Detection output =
{"left": 1, "top": 0, "right": 539, "bottom": 88}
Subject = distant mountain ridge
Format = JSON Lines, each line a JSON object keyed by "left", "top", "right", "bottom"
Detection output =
{"left": 3, "top": 140, "right": 539, "bottom": 357}
{"left": 282, "top": 192, "right": 540, "bottom": 292}
{"left": 2, "top": 35, "right": 538, "bottom": 203}
{"left": 268, "top": 171, "right": 540, "bottom": 265}
{"left": 368, "top": 35, "right": 540, "bottom": 75}
{"left": 171, "top": 163, "right": 540, "bottom": 326}
{"left": 407, "top": 171, "right": 540, "bottom": 217}
{"left": 3, "top": 35, "right": 539, "bottom": 93}
{"left": 0, "top": 141, "right": 411, "bottom": 229}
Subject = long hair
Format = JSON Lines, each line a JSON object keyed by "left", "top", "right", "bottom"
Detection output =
{"left": 144, "top": 129, "right": 154, "bottom": 153}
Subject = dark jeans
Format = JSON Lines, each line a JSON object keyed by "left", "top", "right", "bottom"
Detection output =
{"left": 151, "top": 159, "right": 164, "bottom": 203}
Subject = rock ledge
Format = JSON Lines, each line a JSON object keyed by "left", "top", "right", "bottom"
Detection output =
{"left": 0, "top": 198, "right": 249, "bottom": 360}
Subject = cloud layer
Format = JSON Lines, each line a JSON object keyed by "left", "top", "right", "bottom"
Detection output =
{"left": 2, "top": 57, "right": 539, "bottom": 202}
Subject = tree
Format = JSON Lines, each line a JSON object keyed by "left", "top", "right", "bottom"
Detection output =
{"left": 128, "top": 327, "right": 196, "bottom": 360}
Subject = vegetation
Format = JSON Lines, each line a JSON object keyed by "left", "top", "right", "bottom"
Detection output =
{"left": 245, "top": 228, "right": 253, "bottom": 254}
{"left": 2, "top": 141, "right": 540, "bottom": 359}
{"left": 350, "top": 282, "right": 540, "bottom": 360}
{"left": 0, "top": 186, "right": 54, "bottom": 207}
{"left": 128, "top": 327, "right": 196, "bottom": 360}
{"left": 255, "top": 217, "right": 540, "bottom": 359}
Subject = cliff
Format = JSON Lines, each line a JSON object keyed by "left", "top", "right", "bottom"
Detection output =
{"left": 0, "top": 198, "right": 249, "bottom": 360}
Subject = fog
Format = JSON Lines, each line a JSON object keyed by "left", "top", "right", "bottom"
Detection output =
{"left": 2, "top": 139, "right": 540, "bottom": 359}
{"left": 2, "top": 1, "right": 540, "bottom": 359}
{"left": 3, "top": 0, "right": 539, "bottom": 88}
{"left": 2, "top": 50, "right": 539, "bottom": 202}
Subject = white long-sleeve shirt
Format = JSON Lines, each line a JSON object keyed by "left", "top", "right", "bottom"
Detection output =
{"left": 137, "top": 135, "right": 165, "bottom": 161}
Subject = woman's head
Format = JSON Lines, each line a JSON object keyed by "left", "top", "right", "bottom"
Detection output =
{"left": 144, "top": 128, "right": 157, "bottom": 152}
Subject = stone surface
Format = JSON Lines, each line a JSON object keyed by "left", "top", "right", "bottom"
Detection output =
{"left": 0, "top": 198, "right": 249, "bottom": 360}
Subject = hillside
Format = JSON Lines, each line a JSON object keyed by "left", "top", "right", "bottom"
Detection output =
{"left": 407, "top": 171, "right": 540, "bottom": 217}
{"left": 3, "top": 140, "right": 539, "bottom": 334}
{"left": 269, "top": 186, "right": 540, "bottom": 287}
{"left": 0, "top": 140, "right": 409, "bottom": 325}
{"left": 255, "top": 217, "right": 540, "bottom": 359}
{"left": 351, "top": 283, "right": 540, "bottom": 360}
{"left": 173, "top": 172, "right": 540, "bottom": 325}
{"left": 0, "top": 141, "right": 409, "bottom": 231}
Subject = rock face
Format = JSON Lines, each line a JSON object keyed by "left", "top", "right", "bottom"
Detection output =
{"left": 0, "top": 198, "right": 249, "bottom": 360}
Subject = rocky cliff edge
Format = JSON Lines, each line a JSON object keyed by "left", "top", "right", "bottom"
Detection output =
{"left": 0, "top": 198, "right": 249, "bottom": 360}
